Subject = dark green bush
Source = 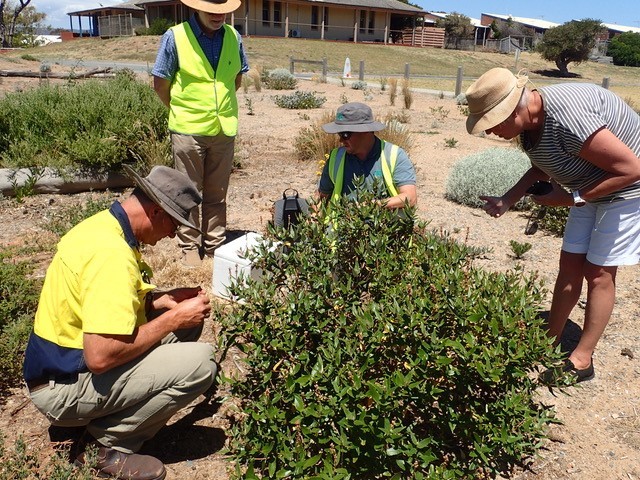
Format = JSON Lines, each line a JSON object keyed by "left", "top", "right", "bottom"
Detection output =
{"left": 531, "top": 204, "right": 569, "bottom": 237}
{"left": 136, "top": 17, "right": 174, "bottom": 36}
{"left": 0, "top": 70, "right": 167, "bottom": 173}
{"left": 218, "top": 191, "right": 561, "bottom": 479}
{"left": 608, "top": 31, "right": 640, "bottom": 67}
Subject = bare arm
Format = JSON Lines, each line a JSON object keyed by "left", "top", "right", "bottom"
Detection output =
{"left": 382, "top": 184, "right": 417, "bottom": 209}
{"left": 153, "top": 76, "right": 172, "bottom": 108}
{"left": 575, "top": 127, "right": 640, "bottom": 201}
{"left": 83, "top": 292, "right": 210, "bottom": 374}
{"left": 479, "top": 166, "right": 549, "bottom": 217}
{"left": 235, "top": 73, "right": 243, "bottom": 91}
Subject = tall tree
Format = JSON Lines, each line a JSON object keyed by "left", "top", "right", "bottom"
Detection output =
{"left": 536, "top": 19, "right": 606, "bottom": 76}
{"left": 0, "top": 0, "right": 33, "bottom": 47}
{"left": 436, "top": 12, "right": 474, "bottom": 50}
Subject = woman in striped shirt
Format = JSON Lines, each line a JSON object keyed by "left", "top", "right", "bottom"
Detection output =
{"left": 465, "top": 67, "right": 640, "bottom": 384}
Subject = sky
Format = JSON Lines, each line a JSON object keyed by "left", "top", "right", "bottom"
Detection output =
{"left": 29, "top": 0, "right": 640, "bottom": 30}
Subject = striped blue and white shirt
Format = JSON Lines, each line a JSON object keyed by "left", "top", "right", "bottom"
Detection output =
{"left": 522, "top": 83, "right": 640, "bottom": 204}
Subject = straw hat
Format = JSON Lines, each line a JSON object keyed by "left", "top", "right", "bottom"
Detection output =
{"left": 180, "top": 0, "right": 241, "bottom": 14}
{"left": 465, "top": 68, "right": 529, "bottom": 134}
{"left": 322, "top": 102, "right": 385, "bottom": 134}
{"left": 123, "top": 165, "right": 201, "bottom": 231}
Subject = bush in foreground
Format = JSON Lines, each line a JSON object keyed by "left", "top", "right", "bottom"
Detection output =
{"left": 218, "top": 191, "right": 561, "bottom": 479}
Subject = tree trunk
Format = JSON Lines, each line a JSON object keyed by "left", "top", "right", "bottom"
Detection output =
{"left": 0, "top": 0, "right": 7, "bottom": 47}
{"left": 555, "top": 58, "right": 569, "bottom": 77}
{"left": 3, "top": 0, "right": 31, "bottom": 47}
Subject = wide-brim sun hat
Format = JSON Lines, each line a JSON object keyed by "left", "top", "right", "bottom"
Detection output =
{"left": 322, "top": 102, "right": 386, "bottom": 133}
{"left": 123, "top": 164, "right": 202, "bottom": 231}
{"left": 465, "top": 67, "right": 529, "bottom": 135}
{"left": 180, "top": 0, "right": 241, "bottom": 14}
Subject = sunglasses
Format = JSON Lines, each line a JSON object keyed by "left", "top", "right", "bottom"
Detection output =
{"left": 524, "top": 206, "right": 547, "bottom": 235}
{"left": 338, "top": 131, "right": 354, "bottom": 140}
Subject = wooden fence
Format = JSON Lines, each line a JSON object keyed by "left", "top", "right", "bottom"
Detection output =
{"left": 400, "top": 27, "right": 445, "bottom": 48}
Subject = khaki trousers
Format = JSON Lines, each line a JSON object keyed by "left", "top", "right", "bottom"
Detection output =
{"left": 29, "top": 326, "right": 217, "bottom": 453}
{"left": 172, "top": 132, "right": 236, "bottom": 255}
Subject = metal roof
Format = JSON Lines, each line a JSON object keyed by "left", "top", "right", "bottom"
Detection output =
{"left": 67, "top": 2, "right": 143, "bottom": 16}
{"left": 481, "top": 13, "right": 559, "bottom": 30}
{"left": 601, "top": 23, "right": 640, "bottom": 34}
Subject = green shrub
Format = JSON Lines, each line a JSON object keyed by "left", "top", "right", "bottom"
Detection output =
{"left": 0, "top": 70, "right": 167, "bottom": 173}
{"left": 351, "top": 80, "right": 367, "bottom": 90}
{"left": 136, "top": 17, "right": 174, "bottom": 36}
{"left": 0, "top": 248, "right": 42, "bottom": 392}
{"left": 219, "top": 191, "right": 560, "bottom": 479}
{"left": 445, "top": 147, "right": 531, "bottom": 210}
{"left": 531, "top": 204, "right": 569, "bottom": 237}
{"left": 273, "top": 90, "right": 326, "bottom": 109}
{"left": 264, "top": 68, "right": 298, "bottom": 90}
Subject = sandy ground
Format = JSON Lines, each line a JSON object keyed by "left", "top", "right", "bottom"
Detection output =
{"left": 1, "top": 57, "right": 640, "bottom": 479}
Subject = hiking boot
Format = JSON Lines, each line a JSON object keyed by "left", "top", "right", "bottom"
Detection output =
{"left": 75, "top": 444, "right": 166, "bottom": 480}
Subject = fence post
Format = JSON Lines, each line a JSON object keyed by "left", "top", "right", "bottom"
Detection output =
{"left": 455, "top": 66, "right": 463, "bottom": 97}
{"left": 404, "top": 63, "right": 410, "bottom": 80}
{"left": 289, "top": 58, "right": 294, "bottom": 75}
{"left": 359, "top": 60, "right": 365, "bottom": 81}
{"left": 602, "top": 77, "right": 610, "bottom": 89}
{"left": 322, "top": 58, "right": 327, "bottom": 78}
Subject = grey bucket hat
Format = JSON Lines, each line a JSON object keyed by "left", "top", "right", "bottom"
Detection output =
{"left": 123, "top": 165, "right": 201, "bottom": 231}
{"left": 322, "top": 102, "right": 385, "bottom": 133}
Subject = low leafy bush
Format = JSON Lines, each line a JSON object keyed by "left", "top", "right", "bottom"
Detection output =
{"left": 0, "top": 70, "right": 167, "bottom": 173}
{"left": 274, "top": 90, "right": 326, "bottom": 109}
{"left": 351, "top": 80, "right": 367, "bottom": 90}
{"left": 219, "top": 190, "right": 560, "bottom": 479}
{"left": 530, "top": 204, "right": 569, "bottom": 237}
{"left": 0, "top": 247, "right": 42, "bottom": 393}
{"left": 264, "top": 68, "right": 298, "bottom": 90}
{"left": 445, "top": 147, "right": 531, "bottom": 210}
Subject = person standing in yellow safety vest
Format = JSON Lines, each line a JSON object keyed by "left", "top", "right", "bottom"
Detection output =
{"left": 152, "top": 0, "right": 249, "bottom": 267}
{"left": 318, "top": 103, "right": 417, "bottom": 209}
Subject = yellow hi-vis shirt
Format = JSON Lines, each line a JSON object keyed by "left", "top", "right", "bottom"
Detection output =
{"left": 168, "top": 22, "right": 241, "bottom": 136}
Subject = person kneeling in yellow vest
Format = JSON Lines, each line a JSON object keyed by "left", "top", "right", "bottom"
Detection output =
{"left": 317, "top": 103, "right": 418, "bottom": 211}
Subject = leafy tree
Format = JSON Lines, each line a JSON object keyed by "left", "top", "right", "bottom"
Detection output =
{"left": 536, "top": 19, "right": 606, "bottom": 76}
{"left": 0, "top": 0, "right": 39, "bottom": 47}
{"left": 436, "top": 12, "right": 473, "bottom": 49}
{"left": 608, "top": 31, "right": 640, "bottom": 67}
{"left": 10, "top": 4, "right": 46, "bottom": 47}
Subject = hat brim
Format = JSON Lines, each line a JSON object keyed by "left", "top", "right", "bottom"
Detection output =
{"left": 180, "top": 0, "right": 240, "bottom": 14}
{"left": 322, "top": 121, "right": 386, "bottom": 134}
{"left": 123, "top": 165, "right": 201, "bottom": 232}
{"left": 466, "top": 84, "right": 524, "bottom": 135}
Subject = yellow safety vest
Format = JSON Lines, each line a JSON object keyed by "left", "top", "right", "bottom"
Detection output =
{"left": 168, "top": 22, "right": 241, "bottom": 136}
{"left": 327, "top": 140, "right": 399, "bottom": 205}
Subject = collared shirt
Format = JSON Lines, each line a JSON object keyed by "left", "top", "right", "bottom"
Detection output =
{"left": 152, "top": 14, "right": 249, "bottom": 80}
{"left": 23, "top": 206, "right": 155, "bottom": 382}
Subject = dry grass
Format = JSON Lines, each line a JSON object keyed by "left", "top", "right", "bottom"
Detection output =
{"left": 9, "top": 36, "right": 639, "bottom": 97}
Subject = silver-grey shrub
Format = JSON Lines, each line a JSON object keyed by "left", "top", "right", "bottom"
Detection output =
{"left": 265, "top": 68, "right": 297, "bottom": 90}
{"left": 445, "top": 147, "right": 530, "bottom": 210}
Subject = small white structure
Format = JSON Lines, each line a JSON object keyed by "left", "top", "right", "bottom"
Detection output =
{"left": 34, "top": 35, "right": 62, "bottom": 46}
{"left": 343, "top": 57, "right": 352, "bottom": 78}
{"left": 212, "top": 232, "right": 266, "bottom": 301}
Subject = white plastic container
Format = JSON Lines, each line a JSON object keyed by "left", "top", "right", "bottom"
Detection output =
{"left": 212, "top": 232, "right": 265, "bottom": 301}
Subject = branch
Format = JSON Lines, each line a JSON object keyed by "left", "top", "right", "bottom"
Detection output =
{"left": 0, "top": 67, "right": 112, "bottom": 78}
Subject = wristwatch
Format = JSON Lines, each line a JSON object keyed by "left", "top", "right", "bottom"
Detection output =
{"left": 572, "top": 190, "right": 586, "bottom": 207}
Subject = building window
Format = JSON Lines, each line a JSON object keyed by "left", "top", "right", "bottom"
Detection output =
{"left": 359, "top": 10, "right": 366, "bottom": 33}
{"left": 311, "top": 6, "right": 318, "bottom": 30}
{"left": 274, "top": 1, "right": 281, "bottom": 27}
{"left": 262, "top": 0, "right": 270, "bottom": 26}
{"left": 368, "top": 11, "right": 375, "bottom": 34}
